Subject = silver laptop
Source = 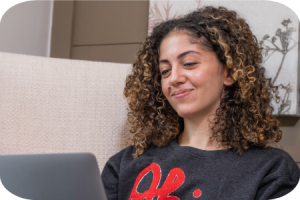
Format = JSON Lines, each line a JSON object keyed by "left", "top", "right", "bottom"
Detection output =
{"left": 0, "top": 153, "right": 107, "bottom": 200}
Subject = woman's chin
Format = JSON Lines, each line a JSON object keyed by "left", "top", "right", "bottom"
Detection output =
{"left": 176, "top": 110, "right": 196, "bottom": 119}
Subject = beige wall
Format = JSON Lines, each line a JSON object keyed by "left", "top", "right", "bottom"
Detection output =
{"left": 51, "top": 1, "right": 148, "bottom": 63}
{"left": 278, "top": 118, "right": 300, "bottom": 166}
{"left": 0, "top": 0, "right": 53, "bottom": 57}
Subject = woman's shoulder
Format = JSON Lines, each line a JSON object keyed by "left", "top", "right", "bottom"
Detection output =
{"left": 107, "top": 145, "right": 135, "bottom": 164}
{"left": 106, "top": 142, "right": 162, "bottom": 165}
{"left": 243, "top": 145, "right": 300, "bottom": 178}
{"left": 108, "top": 143, "right": 170, "bottom": 165}
{"left": 245, "top": 145, "right": 296, "bottom": 162}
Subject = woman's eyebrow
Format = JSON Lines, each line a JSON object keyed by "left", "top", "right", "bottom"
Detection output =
{"left": 159, "top": 50, "right": 201, "bottom": 64}
{"left": 177, "top": 50, "right": 201, "bottom": 59}
{"left": 158, "top": 59, "right": 169, "bottom": 65}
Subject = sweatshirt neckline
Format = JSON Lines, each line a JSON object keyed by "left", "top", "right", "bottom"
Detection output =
{"left": 169, "top": 138, "right": 230, "bottom": 157}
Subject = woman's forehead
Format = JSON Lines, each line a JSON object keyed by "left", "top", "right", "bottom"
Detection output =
{"left": 159, "top": 35, "right": 214, "bottom": 62}
{"left": 159, "top": 33, "right": 201, "bottom": 54}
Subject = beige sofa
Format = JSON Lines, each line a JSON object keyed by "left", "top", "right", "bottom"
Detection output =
{"left": 1, "top": 52, "right": 299, "bottom": 171}
{"left": 0, "top": 52, "right": 132, "bottom": 171}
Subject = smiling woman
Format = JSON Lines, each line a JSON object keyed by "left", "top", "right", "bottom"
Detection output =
{"left": 101, "top": 6, "right": 300, "bottom": 200}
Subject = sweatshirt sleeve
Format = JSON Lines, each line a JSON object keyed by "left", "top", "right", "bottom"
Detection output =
{"left": 101, "top": 148, "right": 127, "bottom": 200}
{"left": 255, "top": 151, "right": 300, "bottom": 200}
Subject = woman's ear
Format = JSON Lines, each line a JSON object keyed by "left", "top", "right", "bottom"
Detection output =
{"left": 223, "top": 67, "right": 236, "bottom": 86}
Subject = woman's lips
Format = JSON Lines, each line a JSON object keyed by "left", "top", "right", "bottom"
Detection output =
{"left": 173, "top": 90, "right": 193, "bottom": 99}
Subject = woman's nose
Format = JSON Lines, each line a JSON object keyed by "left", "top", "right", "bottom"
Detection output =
{"left": 169, "top": 65, "right": 186, "bottom": 86}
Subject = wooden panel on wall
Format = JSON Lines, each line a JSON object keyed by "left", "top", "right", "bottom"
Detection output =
{"left": 278, "top": 118, "right": 300, "bottom": 163}
{"left": 72, "top": 1, "right": 149, "bottom": 45}
{"left": 71, "top": 43, "right": 141, "bottom": 63}
{"left": 50, "top": 1, "right": 74, "bottom": 59}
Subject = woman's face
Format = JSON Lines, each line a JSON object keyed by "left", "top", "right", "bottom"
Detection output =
{"left": 159, "top": 31, "right": 233, "bottom": 119}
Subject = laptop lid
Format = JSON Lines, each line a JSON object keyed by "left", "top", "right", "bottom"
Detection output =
{"left": 0, "top": 153, "right": 107, "bottom": 200}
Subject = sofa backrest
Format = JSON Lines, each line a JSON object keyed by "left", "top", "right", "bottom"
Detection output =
{"left": 0, "top": 52, "right": 132, "bottom": 171}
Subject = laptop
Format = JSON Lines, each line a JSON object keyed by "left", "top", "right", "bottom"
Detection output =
{"left": 0, "top": 153, "right": 108, "bottom": 200}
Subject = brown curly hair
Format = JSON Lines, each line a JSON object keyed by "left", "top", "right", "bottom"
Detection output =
{"left": 124, "top": 6, "right": 282, "bottom": 158}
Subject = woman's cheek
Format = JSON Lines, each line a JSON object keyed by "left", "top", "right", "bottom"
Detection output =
{"left": 161, "top": 81, "right": 169, "bottom": 98}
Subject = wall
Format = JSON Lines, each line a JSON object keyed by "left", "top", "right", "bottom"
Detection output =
{"left": 0, "top": 0, "right": 53, "bottom": 57}
{"left": 50, "top": 1, "right": 149, "bottom": 63}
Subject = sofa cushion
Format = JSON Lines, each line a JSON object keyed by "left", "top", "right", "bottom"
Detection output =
{"left": 0, "top": 52, "right": 132, "bottom": 171}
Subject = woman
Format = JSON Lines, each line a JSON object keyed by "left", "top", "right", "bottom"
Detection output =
{"left": 101, "top": 6, "right": 300, "bottom": 200}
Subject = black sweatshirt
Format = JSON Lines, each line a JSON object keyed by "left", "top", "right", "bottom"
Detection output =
{"left": 101, "top": 139, "right": 300, "bottom": 200}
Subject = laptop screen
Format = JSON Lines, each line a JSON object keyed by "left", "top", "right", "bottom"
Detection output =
{"left": 0, "top": 153, "right": 107, "bottom": 200}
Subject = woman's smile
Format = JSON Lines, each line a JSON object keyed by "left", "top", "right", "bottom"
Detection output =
{"left": 172, "top": 89, "right": 193, "bottom": 99}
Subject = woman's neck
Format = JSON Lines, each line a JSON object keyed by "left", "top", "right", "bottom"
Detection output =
{"left": 178, "top": 132, "right": 222, "bottom": 151}
{"left": 177, "top": 115, "right": 222, "bottom": 151}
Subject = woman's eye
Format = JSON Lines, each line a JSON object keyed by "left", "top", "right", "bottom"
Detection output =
{"left": 160, "top": 63, "right": 196, "bottom": 75}
{"left": 184, "top": 63, "right": 197, "bottom": 67}
{"left": 161, "top": 70, "right": 170, "bottom": 75}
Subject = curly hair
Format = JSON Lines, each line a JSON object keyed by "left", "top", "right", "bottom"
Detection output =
{"left": 124, "top": 6, "right": 282, "bottom": 158}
